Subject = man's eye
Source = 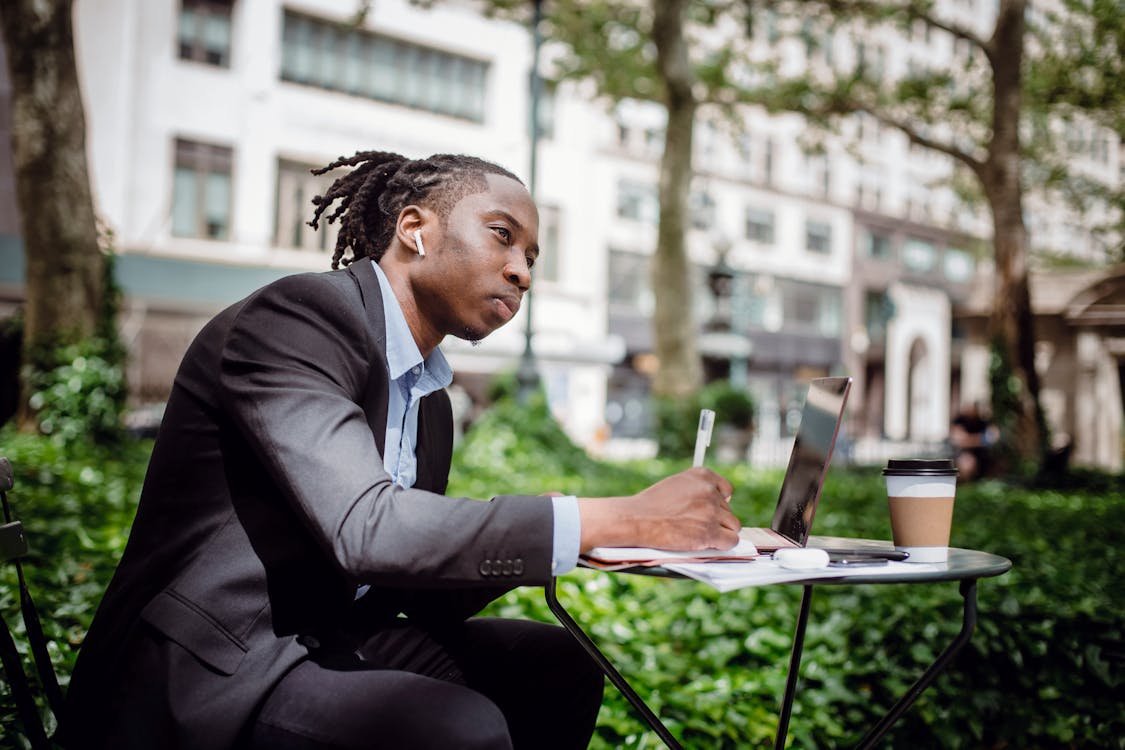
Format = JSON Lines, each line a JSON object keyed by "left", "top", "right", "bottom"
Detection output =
{"left": 493, "top": 227, "right": 511, "bottom": 242}
{"left": 525, "top": 255, "right": 536, "bottom": 270}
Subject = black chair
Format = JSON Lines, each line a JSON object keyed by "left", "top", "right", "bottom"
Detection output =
{"left": 1, "top": 456, "right": 65, "bottom": 749}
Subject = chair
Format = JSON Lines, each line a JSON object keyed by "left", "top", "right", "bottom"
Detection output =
{"left": 1, "top": 456, "right": 65, "bottom": 749}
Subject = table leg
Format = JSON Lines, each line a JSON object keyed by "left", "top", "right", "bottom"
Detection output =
{"left": 544, "top": 578, "right": 685, "bottom": 750}
{"left": 854, "top": 578, "right": 979, "bottom": 749}
{"left": 774, "top": 584, "right": 814, "bottom": 750}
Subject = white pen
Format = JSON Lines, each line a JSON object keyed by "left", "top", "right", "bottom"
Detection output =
{"left": 692, "top": 409, "right": 716, "bottom": 467}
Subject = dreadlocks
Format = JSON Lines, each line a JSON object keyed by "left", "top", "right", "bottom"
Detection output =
{"left": 308, "top": 151, "right": 523, "bottom": 270}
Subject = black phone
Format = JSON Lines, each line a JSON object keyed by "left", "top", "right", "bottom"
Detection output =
{"left": 827, "top": 555, "right": 889, "bottom": 568}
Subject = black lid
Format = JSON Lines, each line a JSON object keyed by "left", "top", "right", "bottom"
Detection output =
{"left": 882, "top": 458, "right": 958, "bottom": 476}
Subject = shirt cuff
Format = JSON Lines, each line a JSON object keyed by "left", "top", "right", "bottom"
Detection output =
{"left": 550, "top": 495, "right": 581, "bottom": 575}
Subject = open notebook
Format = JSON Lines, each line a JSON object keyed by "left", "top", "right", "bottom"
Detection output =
{"left": 582, "top": 376, "right": 852, "bottom": 570}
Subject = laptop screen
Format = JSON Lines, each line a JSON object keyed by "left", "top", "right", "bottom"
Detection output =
{"left": 770, "top": 376, "right": 853, "bottom": 546}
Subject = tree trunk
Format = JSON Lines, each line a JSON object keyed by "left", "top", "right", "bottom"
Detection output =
{"left": 982, "top": 0, "right": 1047, "bottom": 463}
{"left": 0, "top": 0, "right": 104, "bottom": 430}
{"left": 650, "top": 0, "right": 702, "bottom": 399}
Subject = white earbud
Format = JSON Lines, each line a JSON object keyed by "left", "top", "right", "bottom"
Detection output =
{"left": 412, "top": 229, "right": 426, "bottom": 257}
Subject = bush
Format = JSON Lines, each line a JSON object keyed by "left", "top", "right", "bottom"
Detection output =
{"left": 1, "top": 404, "right": 1122, "bottom": 749}
{"left": 0, "top": 429, "right": 151, "bottom": 746}
{"left": 24, "top": 339, "right": 127, "bottom": 447}
{"left": 454, "top": 406, "right": 1125, "bottom": 749}
{"left": 700, "top": 380, "right": 755, "bottom": 430}
{"left": 652, "top": 381, "right": 756, "bottom": 460}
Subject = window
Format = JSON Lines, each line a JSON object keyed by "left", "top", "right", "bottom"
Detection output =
{"left": 280, "top": 11, "right": 488, "bottom": 122}
{"left": 607, "top": 249, "right": 653, "bottom": 314}
{"left": 171, "top": 139, "right": 232, "bottom": 240}
{"left": 780, "top": 279, "right": 841, "bottom": 336}
{"left": 805, "top": 220, "right": 832, "bottom": 254}
{"left": 865, "top": 230, "right": 892, "bottom": 260}
{"left": 533, "top": 80, "right": 557, "bottom": 140}
{"left": 616, "top": 180, "right": 658, "bottom": 223}
{"left": 865, "top": 290, "right": 893, "bottom": 342}
{"left": 943, "top": 248, "right": 975, "bottom": 283}
{"left": 763, "top": 139, "right": 774, "bottom": 185}
{"left": 745, "top": 207, "right": 775, "bottom": 244}
{"left": 690, "top": 191, "right": 716, "bottom": 230}
{"left": 274, "top": 160, "right": 338, "bottom": 252}
{"left": 178, "top": 0, "right": 233, "bottom": 67}
{"left": 535, "top": 205, "right": 561, "bottom": 282}
{"left": 902, "top": 239, "right": 937, "bottom": 271}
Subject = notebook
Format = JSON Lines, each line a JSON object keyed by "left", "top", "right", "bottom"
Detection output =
{"left": 738, "top": 375, "right": 852, "bottom": 552}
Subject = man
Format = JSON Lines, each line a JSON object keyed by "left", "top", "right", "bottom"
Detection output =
{"left": 62, "top": 152, "right": 740, "bottom": 749}
{"left": 950, "top": 401, "right": 998, "bottom": 480}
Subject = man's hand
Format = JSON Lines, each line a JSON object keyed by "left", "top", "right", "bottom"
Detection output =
{"left": 576, "top": 467, "right": 741, "bottom": 553}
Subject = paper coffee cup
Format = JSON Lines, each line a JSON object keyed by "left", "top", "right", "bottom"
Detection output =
{"left": 883, "top": 459, "right": 958, "bottom": 563}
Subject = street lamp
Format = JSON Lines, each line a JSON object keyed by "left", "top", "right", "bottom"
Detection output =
{"left": 515, "top": 0, "right": 544, "bottom": 403}
{"left": 698, "top": 238, "right": 753, "bottom": 386}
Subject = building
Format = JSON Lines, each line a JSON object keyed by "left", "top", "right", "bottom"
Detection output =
{"left": 1, "top": 0, "right": 1121, "bottom": 466}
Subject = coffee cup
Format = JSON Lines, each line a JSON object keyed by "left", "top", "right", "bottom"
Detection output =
{"left": 882, "top": 459, "right": 958, "bottom": 563}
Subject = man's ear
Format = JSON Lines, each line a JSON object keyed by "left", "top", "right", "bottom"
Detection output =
{"left": 394, "top": 205, "right": 429, "bottom": 258}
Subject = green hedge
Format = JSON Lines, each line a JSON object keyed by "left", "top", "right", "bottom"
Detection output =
{"left": 1, "top": 399, "right": 1122, "bottom": 748}
{"left": 0, "top": 430, "right": 151, "bottom": 747}
{"left": 458, "top": 399, "right": 1125, "bottom": 749}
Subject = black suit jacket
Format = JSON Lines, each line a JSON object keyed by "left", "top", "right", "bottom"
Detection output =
{"left": 62, "top": 259, "right": 555, "bottom": 749}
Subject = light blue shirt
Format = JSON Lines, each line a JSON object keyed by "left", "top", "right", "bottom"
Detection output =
{"left": 371, "top": 263, "right": 579, "bottom": 575}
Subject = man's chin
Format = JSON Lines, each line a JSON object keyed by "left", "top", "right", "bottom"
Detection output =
{"left": 459, "top": 326, "right": 488, "bottom": 346}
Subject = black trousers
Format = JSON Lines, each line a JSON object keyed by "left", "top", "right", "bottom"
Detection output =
{"left": 249, "top": 617, "right": 605, "bottom": 750}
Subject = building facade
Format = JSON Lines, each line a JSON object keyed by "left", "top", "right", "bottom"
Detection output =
{"left": 1, "top": 0, "right": 1121, "bottom": 465}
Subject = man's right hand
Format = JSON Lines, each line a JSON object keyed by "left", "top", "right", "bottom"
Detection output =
{"left": 576, "top": 467, "right": 741, "bottom": 553}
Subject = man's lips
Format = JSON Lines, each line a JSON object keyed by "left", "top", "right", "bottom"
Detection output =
{"left": 493, "top": 294, "right": 520, "bottom": 322}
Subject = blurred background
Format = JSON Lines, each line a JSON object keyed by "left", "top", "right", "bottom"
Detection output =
{"left": 0, "top": 0, "right": 1121, "bottom": 470}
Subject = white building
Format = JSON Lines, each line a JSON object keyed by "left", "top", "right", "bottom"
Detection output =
{"left": 0, "top": 0, "right": 1119, "bottom": 464}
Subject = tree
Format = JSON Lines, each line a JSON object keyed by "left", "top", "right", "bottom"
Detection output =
{"left": 0, "top": 0, "right": 106, "bottom": 431}
{"left": 482, "top": 0, "right": 707, "bottom": 399}
{"left": 461, "top": 0, "right": 1124, "bottom": 462}
{"left": 729, "top": 0, "right": 1123, "bottom": 466}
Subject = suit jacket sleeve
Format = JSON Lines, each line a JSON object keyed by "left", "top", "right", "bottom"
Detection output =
{"left": 216, "top": 271, "right": 555, "bottom": 589}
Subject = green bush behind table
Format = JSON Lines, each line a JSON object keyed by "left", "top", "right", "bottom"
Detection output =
{"left": 1, "top": 396, "right": 1122, "bottom": 749}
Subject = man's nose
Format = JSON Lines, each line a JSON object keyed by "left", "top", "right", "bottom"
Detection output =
{"left": 505, "top": 254, "right": 531, "bottom": 292}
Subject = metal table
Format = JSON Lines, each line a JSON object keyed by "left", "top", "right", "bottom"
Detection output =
{"left": 545, "top": 536, "right": 1012, "bottom": 750}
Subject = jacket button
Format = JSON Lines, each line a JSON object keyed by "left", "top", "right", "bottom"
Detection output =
{"left": 513, "top": 558, "right": 524, "bottom": 575}
{"left": 501, "top": 560, "right": 513, "bottom": 576}
{"left": 298, "top": 635, "right": 320, "bottom": 649}
{"left": 479, "top": 560, "right": 492, "bottom": 576}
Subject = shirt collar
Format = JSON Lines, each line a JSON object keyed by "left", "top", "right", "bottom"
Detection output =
{"left": 371, "top": 262, "right": 453, "bottom": 389}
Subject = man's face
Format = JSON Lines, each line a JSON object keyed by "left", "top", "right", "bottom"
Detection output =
{"left": 413, "top": 173, "right": 540, "bottom": 342}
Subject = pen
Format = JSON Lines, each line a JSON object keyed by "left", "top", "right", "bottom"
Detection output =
{"left": 693, "top": 409, "right": 716, "bottom": 467}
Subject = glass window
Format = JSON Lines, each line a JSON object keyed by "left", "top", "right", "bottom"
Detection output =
{"left": 274, "top": 160, "right": 338, "bottom": 252}
{"left": 745, "top": 207, "right": 775, "bottom": 244}
{"left": 535, "top": 205, "right": 562, "bottom": 283}
{"left": 902, "top": 239, "right": 937, "bottom": 271}
{"left": 171, "top": 139, "right": 232, "bottom": 240}
{"left": 691, "top": 191, "right": 716, "bottom": 230}
{"left": 865, "top": 289, "right": 892, "bottom": 342}
{"left": 531, "top": 78, "right": 557, "bottom": 140}
{"left": 616, "top": 180, "right": 658, "bottom": 223}
{"left": 178, "top": 0, "right": 233, "bottom": 67}
{"left": 943, "top": 248, "right": 975, "bottom": 282}
{"left": 865, "top": 230, "right": 892, "bottom": 260}
{"left": 805, "top": 220, "right": 832, "bottom": 254}
{"left": 280, "top": 10, "right": 489, "bottom": 123}
{"left": 608, "top": 249, "right": 653, "bottom": 314}
{"left": 777, "top": 279, "right": 841, "bottom": 336}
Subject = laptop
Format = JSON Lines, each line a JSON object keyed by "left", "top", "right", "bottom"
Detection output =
{"left": 740, "top": 376, "right": 853, "bottom": 553}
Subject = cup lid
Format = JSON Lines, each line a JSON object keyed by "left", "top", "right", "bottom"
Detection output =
{"left": 882, "top": 458, "right": 958, "bottom": 476}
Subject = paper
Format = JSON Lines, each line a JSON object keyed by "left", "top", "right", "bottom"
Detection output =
{"left": 663, "top": 559, "right": 949, "bottom": 592}
{"left": 582, "top": 537, "right": 759, "bottom": 571}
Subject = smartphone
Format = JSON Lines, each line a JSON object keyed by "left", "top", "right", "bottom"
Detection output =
{"left": 827, "top": 555, "right": 889, "bottom": 568}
